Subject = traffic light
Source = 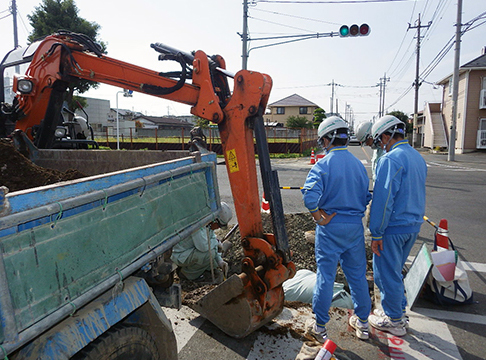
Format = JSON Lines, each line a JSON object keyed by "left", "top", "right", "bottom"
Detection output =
{"left": 339, "top": 24, "right": 370, "bottom": 37}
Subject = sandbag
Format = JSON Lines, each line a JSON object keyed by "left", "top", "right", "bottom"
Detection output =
{"left": 283, "top": 269, "right": 353, "bottom": 309}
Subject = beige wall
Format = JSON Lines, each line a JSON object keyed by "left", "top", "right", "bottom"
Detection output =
{"left": 442, "top": 69, "right": 486, "bottom": 152}
{"left": 442, "top": 72, "right": 468, "bottom": 152}
{"left": 463, "top": 70, "right": 486, "bottom": 150}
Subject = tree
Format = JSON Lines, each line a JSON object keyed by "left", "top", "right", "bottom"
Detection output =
{"left": 313, "top": 108, "right": 326, "bottom": 129}
{"left": 27, "top": 0, "right": 106, "bottom": 111}
{"left": 387, "top": 110, "right": 413, "bottom": 135}
{"left": 194, "top": 117, "right": 210, "bottom": 128}
{"left": 286, "top": 116, "right": 313, "bottom": 129}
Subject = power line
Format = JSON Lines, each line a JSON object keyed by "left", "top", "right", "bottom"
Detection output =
{"left": 257, "top": 0, "right": 411, "bottom": 3}
{"left": 252, "top": 8, "right": 340, "bottom": 26}
{"left": 386, "top": 10, "right": 486, "bottom": 112}
{"left": 249, "top": 15, "right": 318, "bottom": 33}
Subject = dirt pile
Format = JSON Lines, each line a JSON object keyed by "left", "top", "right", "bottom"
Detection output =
{"left": 0, "top": 140, "right": 86, "bottom": 192}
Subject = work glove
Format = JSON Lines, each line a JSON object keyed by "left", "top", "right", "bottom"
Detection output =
{"left": 218, "top": 260, "right": 228, "bottom": 279}
{"left": 221, "top": 240, "right": 232, "bottom": 256}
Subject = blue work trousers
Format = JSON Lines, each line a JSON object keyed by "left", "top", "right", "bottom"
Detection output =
{"left": 313, "top": 222, "right": 371, "bottom": 326}
{"left": 373, "top": 232, "right": 418, "bottom": 320}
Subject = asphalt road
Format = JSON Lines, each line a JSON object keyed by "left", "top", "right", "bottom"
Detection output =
{"left": 211, "top": 145, "right": 486, "bottom": 359}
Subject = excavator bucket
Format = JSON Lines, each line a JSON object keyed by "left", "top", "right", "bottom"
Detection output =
{"left": 190, "top": 238, "right": 295, "bottom": 338}
{"left": 191, "top": 274, "right": 284, "bottom": 338}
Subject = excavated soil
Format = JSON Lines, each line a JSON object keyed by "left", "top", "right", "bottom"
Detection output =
{"left": 179, "top": 212, "right": 375, "bottom": 306}
{"left": 0, "top": 140, "right": 85, "bottom": 192}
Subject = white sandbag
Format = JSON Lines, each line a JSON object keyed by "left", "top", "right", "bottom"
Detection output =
{"left": 283, "top": 269, "right": 353, "bottom": 309}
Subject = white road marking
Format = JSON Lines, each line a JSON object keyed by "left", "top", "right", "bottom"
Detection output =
{"left": 462, "top": 261, "right": 486, "bottom": 273}
{"left": 427, "top": 161, "right": 486, "bottom": 172}
{"left": 413, "top": 307, "right": 486, "bottom": 325}
{"left": 376, "top": 312, "right": 463, "bottom": 360}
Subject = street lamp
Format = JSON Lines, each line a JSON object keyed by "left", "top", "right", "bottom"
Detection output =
{"left": 115, "top": 89, "right": 133, "bottom": 150}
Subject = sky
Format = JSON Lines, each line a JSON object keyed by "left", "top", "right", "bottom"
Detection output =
{"left": 1, "top": 0, "right": 485, "bottom": 128}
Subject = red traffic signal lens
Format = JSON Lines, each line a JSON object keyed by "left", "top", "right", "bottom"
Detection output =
{"left": 350, "top": 24, "right": 359, "bottom": 36}
{"left": 359, "top": 23, "right": 370, "bottom": 36}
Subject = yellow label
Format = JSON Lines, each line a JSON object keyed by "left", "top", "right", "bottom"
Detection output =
{"left": 226, "top": 149, "right": 239, "bottom": 173}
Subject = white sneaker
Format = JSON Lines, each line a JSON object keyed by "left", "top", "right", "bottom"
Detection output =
{"left": 349, "top": 314, "right": 369, "bottom": 340}
{"left": 373, "top": 308, "right": 409, "bottom": 329}
{"left": 369, "top": 314, "right": 407, "bottom": 337}
{"left": 305, "top": 319, "right": 327, "bottom": 343}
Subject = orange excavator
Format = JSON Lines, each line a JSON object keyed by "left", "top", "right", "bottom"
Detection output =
{"left": 0, "top": 31, "right": 295, "bottom": 338}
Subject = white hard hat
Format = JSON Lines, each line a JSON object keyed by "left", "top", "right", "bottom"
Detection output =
{"left": 217, "top": 202, "right": 233, "bottom": 227}
{"left": 317, "top": 116, "right": 349, "bottom": 148}
{"left": 371, "top": 115, "right": 405, "bottom": 145}
{"left": 355, "top": 121, "right": 373, "bottom": 143}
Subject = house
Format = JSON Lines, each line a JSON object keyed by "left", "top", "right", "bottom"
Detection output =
{"left": 133, "top": 115, "right": 194, "bottom": 137}
{"left": 266, "top": 94, "right": 320, "bottom": 127}
{"left": 425, "top": 48, "right": 486, "bottom": 153}
{"left": 107, "top": 108, "right": 142, "bottom": 136}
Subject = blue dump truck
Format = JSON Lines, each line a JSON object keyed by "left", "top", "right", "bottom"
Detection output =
{"left": 0, "top": 148, "right": 221, "bottom": 359}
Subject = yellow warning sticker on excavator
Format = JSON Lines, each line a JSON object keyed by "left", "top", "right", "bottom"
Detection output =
{"left": 226, "top": 149, "right": 239, "bottom": 173}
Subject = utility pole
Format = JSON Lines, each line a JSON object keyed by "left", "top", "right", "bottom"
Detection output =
{"left": 242, "top": 0, "right": 249, "bottom": 70}
{"left": 448, "top": 0, "right": 463, "bottom": 162}
{"left": 379, "top": 73, "right": 390, "bottom": 117}
{"left": 409, "top": 14, "right": 431, "bottom": 148}
{"left": 11, "top": 0, "right": 19, "bottom": 48}
{"left": 11, "top": 0, "right": 20, "bottom": 73}
{"left": 330, "top": 80, "right": 335, "bottom": 114}
{"left": 378, "top": 79, "right": 383, "bottom": 117}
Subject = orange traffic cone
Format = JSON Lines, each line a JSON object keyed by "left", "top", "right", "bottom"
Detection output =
{"left": 436, "top": 219, "right": 449, "bottom": 249}
{"left": 310, "top": 149, "right": 316, "bottom": 165}
{"left": 261, "top": 193, "right": 270, "bottom": 213}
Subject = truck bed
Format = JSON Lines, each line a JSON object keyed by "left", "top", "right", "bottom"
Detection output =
{"left": 0, "top": 150, "right": 220, "bottom": 353}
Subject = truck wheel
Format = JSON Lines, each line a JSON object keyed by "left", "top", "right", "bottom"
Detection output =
{"left": 72, "top": 325, "right": 160, "bottom": 360}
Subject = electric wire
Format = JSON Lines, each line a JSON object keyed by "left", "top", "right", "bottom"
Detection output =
{"left": 256, "top": 0, "right": 411, "bottom": 4}
{"left": 252, "top": 7, "right": 340, "bottom": 26}
{"left": 249, "top": 15, "right": 320, "bottom": 33}
{"left": 387, "top": 10, "right": 486, "bottom": 110}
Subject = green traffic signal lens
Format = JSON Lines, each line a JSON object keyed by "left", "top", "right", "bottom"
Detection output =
{"left": 339, "top": 25, "right": 349, "bottom": 37}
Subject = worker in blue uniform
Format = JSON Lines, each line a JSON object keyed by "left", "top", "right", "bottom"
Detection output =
{"left": 355, "top": 120, "right": 384, "bottom": 182}
{"left": 302, "top": 116, "right": 372, "bottom": 342}
{"left": 368, "top": 115, "right": 427, "bottom": 337}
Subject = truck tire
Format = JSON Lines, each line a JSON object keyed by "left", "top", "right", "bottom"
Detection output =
{"left": 72, "top": 325, "right": 160, "bottom": 360}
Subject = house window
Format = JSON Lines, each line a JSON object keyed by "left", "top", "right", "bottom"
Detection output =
{"left": 448, "top": 79, "right": 453, "bottom": 96}
{"left": 276, "top": 107, "right": 285, "bottom": 115}
{"left": 299, "top": 107, "right": 308, "bottom": 115}
{"left": 480, "top": 78, "right": 486, "bottom": 109}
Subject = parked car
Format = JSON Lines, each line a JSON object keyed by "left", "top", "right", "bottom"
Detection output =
{"left": 349, "top": 135, "right": 360, "bottom": 145}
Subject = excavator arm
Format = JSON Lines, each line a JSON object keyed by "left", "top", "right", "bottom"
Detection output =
{"left": 6, "top": 31, "right": 295, "bottom": 337}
